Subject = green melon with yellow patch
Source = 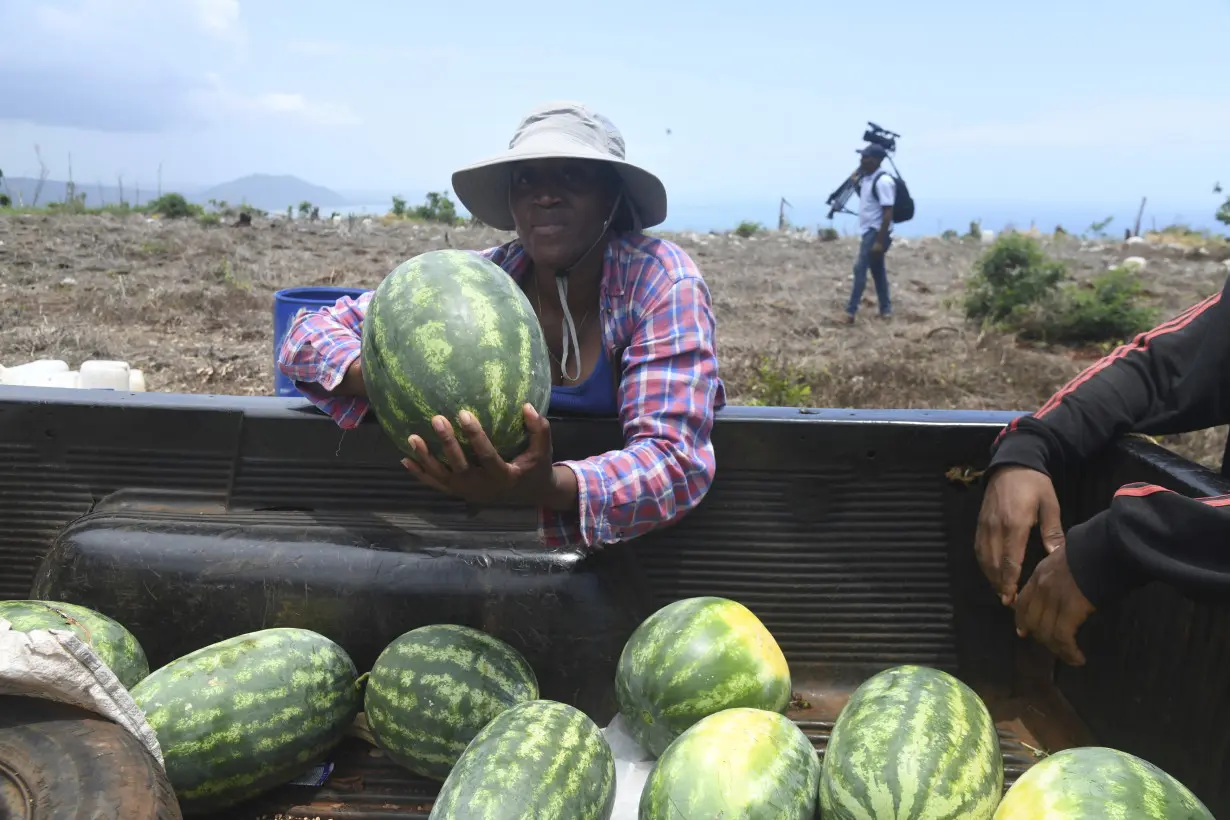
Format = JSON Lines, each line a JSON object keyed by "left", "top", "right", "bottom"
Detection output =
{"left": 129, "top": 627, "right": 362, "bottom": 815}
{"left": 994, "top": 746, "right": 1213, "bottom": 819}
{"left": 360, "top": 249, "right": 552, "bottom": 461}
{"left": 614, "top": 596, "right": 793, "bottom": 758}
{"left": 639, "top": 707, "right": 821, "bottom": 819}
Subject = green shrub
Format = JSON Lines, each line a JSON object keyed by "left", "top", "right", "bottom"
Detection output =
{"left": 818, "top": 226, "right": 839, "bottom": 242}
{"left": 734, "top": 220, "right": 762, "bottom": 238}
{"left": 1024, "top": 267, "right": 1160, "bottom": 344}
{"left": 413, "top": 191, "right": 461, "bottom": 225}
{"left": 963, "top": 234, "right": 1158, "bottom": 345}
{"left": 963, "top": 233, "right": 1067, "bottom": 323}
{"left": 742, "top": 354, "right": 812, "bottom": 407}
{"left": 148, "top": 193, "right": 201, "bottom": 219}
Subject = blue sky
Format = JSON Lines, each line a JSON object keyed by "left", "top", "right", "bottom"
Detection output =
{"left": 1, "top": 0, "right": 1228, "bottom": 232}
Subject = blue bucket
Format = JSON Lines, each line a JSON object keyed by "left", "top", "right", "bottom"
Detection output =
{"left": 272, "top": 286, "right": 369, "bottom": 398}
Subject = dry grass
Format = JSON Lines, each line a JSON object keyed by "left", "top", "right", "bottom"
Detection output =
{"left": 0, "top": 212, "right": 1226, "bottom": 468}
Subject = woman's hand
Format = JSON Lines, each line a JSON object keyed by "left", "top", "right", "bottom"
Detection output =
{"left": 324, "top": 359, "right": 367, "bottom": 398}
{"left": 401, "top": 404, "right": 577, "bottom": 510}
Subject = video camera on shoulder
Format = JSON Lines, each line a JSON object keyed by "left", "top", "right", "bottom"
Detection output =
{"left": 862, "top": 122, "right": 899, "bottom": 155}
{"left": 825, "top": 121, "right": 914, "bottom": 223}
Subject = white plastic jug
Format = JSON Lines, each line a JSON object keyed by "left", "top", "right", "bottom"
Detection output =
{"left": 0, "top": 359, "right": 147, "bottom": 391}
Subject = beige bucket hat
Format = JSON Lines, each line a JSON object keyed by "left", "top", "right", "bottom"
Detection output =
{"left": 451, "top": 101, "right": 668, "bottom": 232}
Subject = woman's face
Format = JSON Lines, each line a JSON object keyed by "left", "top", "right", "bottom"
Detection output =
{"left": 509, "top": 159, "right": 617, "bottom": 271}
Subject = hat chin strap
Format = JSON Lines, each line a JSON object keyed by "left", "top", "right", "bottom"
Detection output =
{"left": 551, "top": 191, "right": 624, "bottom": 381}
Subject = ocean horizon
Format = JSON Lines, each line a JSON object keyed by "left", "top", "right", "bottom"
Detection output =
{"left": 325, "top": 197, "right": 1226, "bottom": 240}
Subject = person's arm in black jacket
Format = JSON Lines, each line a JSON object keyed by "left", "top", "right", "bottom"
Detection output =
{"left": 984, "top": 274, "right": 1230, "bottom": 606}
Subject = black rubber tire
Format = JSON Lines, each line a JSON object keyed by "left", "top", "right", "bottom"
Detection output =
{"left": 0, "top": 695, "right": 181, "bottom": 820}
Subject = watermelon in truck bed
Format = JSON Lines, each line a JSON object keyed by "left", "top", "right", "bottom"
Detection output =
{"left": 4, "top": 388, "right": 1228, "bottom": 818}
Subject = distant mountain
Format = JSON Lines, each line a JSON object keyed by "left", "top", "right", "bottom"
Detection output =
{"left": 198, "top": 174, "right": 348, "bottom": 212}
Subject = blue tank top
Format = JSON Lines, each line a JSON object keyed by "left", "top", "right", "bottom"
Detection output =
{"left": 549, "top": 347, "right": 619, "bottom": 416}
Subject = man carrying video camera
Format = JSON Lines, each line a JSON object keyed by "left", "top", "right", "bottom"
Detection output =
{"left": 842, "top": 143, "right": 896, "bottom": 323}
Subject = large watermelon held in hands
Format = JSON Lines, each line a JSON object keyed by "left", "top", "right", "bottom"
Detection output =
{"left": 615, "top": 596, "right": 792, "bottom": 758}
{"left": 0, "top": 599, "right": 150, "bottom": 689}
{"left": 364, "top": 624, "right": 539, "bottom": 781}
{"left": 130, "top": 627, "right": 362, "bottom": 815}
{"left": 428, "top": 699, "right": 616, "bottom": 820}
{"left": 639, "top": 706, "right": 821, "bottom": 820}
{"left": 994, "top": 746, "right": 1213, "bottom": 819}
{"left": 819, "top": 664, "right": 1003, "bottom": 820}
{"left": 361, "top": 249, "right": 552, "bottom": 462}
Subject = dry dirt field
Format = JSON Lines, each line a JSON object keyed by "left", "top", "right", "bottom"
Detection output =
{"left": 1, "top": 212, "right": 1226, "bottom": 467}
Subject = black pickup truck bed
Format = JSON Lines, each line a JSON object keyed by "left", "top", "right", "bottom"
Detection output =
{"left": 1, "top": 387, "right": 1227, "bottom": 818}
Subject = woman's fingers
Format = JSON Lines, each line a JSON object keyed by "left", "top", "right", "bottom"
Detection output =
{"left": 401, "top": 452, "right": 450, "bottom": 494}
{"left": 406, "top": 434, "right": 453, "bottom": 483}
{"left": 459, "top": 410, "right": 506, "bottom": 471}
{"left": 431, "top": 416, "right": 470, "bottom": 473}
{"left": 525, "top": 403, "right": 551, "bottom": 456}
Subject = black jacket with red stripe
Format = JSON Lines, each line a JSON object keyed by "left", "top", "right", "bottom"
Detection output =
{"left": 988, "top": 273, "right": 1230, "bottom": 607}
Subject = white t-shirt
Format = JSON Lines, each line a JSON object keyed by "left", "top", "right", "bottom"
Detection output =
{"left": 858, "top": 171, "right": 896, "bottom": 235}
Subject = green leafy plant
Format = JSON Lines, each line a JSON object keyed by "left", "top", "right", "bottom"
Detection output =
{"left": 963, "top": 234, "right": 1067, "bottom": 323}
{"left": 1024, "top": 267, "right": 1160, "bottom": 344}
{"left": 743, "top": 354, "right": 813, "bottom": 407}
{"left": 1084, "top": 215, "right": 1114, "bottom": 239}
{"left": 411, "top": 191, "right": 461, "bottom": 225}
{"left": 147, "top": 193, "right": 201, "bottom": 219}
{"left": 734, "top": 220, "right": 763, "bottom": 238}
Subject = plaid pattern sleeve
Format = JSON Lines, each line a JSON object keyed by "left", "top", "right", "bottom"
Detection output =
{"left": 548, "top": 237, "right": 725, "bottom": 548}
{"left": 276, "top": 248, "right": 512, "bottom": 430}
{"left": 276, "top": 290, "right": 374, "bottom": 429}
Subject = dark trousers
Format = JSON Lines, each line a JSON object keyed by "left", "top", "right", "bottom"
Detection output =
{"left": 846, "top": 229, "right": 893, "bottom": 317}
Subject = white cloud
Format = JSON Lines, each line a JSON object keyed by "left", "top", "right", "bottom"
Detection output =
{"left": 191, "top": 74, "right": 361, "bottom": 128}
{"left": 189, "top": 0, "right": 240, "bottom": 37}
{"left": 0, "top": 1, "right": 357, "bottom": 132}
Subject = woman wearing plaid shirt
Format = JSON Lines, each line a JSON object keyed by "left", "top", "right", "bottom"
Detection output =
{"left": 278, "top": 102, "right": 726, "bottom": 549}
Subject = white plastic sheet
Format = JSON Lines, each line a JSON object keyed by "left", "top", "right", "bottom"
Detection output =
{"left": 602, "top": 713, "right": 656, "bottom": 819}
{"left": 0, "top": 617, "right": 164, "bottom": 768}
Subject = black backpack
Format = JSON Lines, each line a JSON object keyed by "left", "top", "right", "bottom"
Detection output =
{"left": 870, "top": 169, "right": 915, "bottom": 223}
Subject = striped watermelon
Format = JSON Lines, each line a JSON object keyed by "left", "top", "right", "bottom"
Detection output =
{"left": 130, "top": 627, "right": 362, "bottom": 815}
{"left": 360, "top": 249, "right": 552, "bottom": 462}
{"left": 0, "top": 599, "right": 149, "bottom": 689}
{"left": 995, "top": 747, "right": 1213, "bottom": 819}
{"left": 428, "top": 699, "right": 615, "bottom": 820}
{"left": 639, "top": 707, "right": 821, "bottom": 819}
{"left": 614, "top": 596, "right": 792, "bottom": 758}
{"left": 819, "top": 664, "right": 1003, "bottom": 819}
{"left": 364, "top": 624, "right": 539, "bottom": 781}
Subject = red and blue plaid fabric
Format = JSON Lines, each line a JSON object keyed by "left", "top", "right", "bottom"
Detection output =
{"left": 278, "top": 232, "right": 726, "bottom": 548}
